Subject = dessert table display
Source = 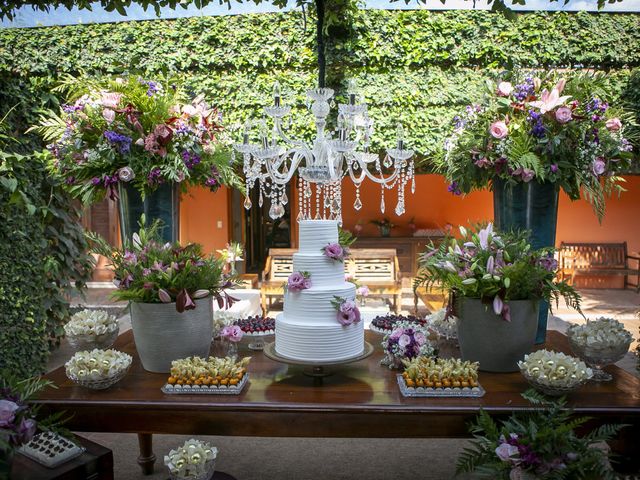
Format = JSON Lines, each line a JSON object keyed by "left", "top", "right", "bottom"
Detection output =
{"left": 37, "top": 329, "right": 640, "bottom": 475}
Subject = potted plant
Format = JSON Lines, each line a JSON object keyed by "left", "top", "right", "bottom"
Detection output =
{"left": 89, "top": 217, "right": 235, "bottom": 373}
{"left": 439, "top": 72, "right": 634, "bottom": 342}
{"left": 370, "top": 218, "right": 395, "bottom": 237}
{"left": 415, "top": 223, "right": 581, "bottom": 372}
{"left": 1, "top": 376, "right": 67, "bottom": 475}
{"left": 457, "top": 389, "right": 623, "bottom": 479}
{"left": 32, "top": 75, "right": 243, "bottom": 243}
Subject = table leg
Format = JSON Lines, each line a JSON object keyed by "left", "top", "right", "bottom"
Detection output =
{"left": 137, "top": 433, "right": 156, "bottom": 475}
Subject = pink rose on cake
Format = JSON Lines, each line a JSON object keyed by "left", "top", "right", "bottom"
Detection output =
{"left": 322, "top": 242, "right": 349, "bottom": 262}
{"left": 331, "top": 297, "right": 361, "bottom": 326}
{"left": 287, "top": 271, "right": 311, "bottom": 292}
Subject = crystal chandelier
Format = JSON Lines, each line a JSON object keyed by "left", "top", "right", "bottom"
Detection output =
{"left": 234, "top": 80, "right": 415, "bottom": 224}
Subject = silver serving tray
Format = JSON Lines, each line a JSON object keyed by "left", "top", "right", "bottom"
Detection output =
{"left": 397, "top": 374, "right": 485, "bottom": 398}
{"left": 162, "top": 374, "right": 249, "bottom": 395}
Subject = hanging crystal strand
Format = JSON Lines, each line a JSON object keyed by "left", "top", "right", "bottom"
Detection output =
{"left": 315, "top": 183, "right": 321, "bottom": 220}
{"left": 353, "top": 183, "right": 362, "bottom": 211}
{"left": 380, "top": 183, "right": 386, "bottom": 213}
{"left": 296, "top": 177, "right": 303, "bottom": 221}
{"left": 410, "top": 160, "right": 416, "bottom": 194}
{"left": 281, "top": 187, "right": 288, "bottom": 205}
{"left": 258, "top": 183, "right": 264, "bottom": 208}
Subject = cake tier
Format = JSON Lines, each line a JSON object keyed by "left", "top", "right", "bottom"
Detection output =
{"left": 275, "top": 313, "right": 365, "bottom": 362}
{"left": 292, "top": 253, "right": 345, "bottom": 287}
{"left": 283, "top": 282, "right": 355, "bottom": 321}
{"left": 298, "top": 219, "right": 338, "bottom": 254}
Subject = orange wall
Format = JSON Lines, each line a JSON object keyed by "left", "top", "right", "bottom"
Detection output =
{"left": 180, "top": 176, "right": 640, "bottom": 261}
{"left": 179, "top": 186, "right": 230, "bottom": 253}
{"left": 341, "top": 174, "right": 640, "bottom": 254}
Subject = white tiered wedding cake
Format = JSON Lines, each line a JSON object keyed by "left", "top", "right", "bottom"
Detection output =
{"left": 275, "top": 220, "right": 365, "bottom": 362}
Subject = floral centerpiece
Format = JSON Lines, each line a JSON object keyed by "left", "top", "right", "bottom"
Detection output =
{"left": 33, "top": 75, "right": 242, "bottom": 204}
{"left": 381, "top": 321, "right": 435, "bottom": 369}
{"left": 415, "top": 223, "right": 581, "bottom": 371}
{"left": 457, "top": 389, "right": 622, "bottom": 479}
{"left": 217, "top": 242, "right": 244, "bottom": 274}
{"left": 89, "top": 218, "right": 235, "bottom": 373}
{"left": 439, "top": 72, "right": 635, "bottom": 220}
{"left": 164, "top": 438, "right": 218, "bottom": 480}
{"left": 1, "top": 376, "right": 67, "bottom": 474}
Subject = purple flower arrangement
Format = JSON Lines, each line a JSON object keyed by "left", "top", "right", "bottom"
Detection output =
{"left": 89, "top": 218, "right": 234, "bottom": 313}
{"left": 322, "top": 242, "right": 349, "bottom": 262}
{"left": 416, "top": 224, "right": 581, "bottom": 322}
{"left": 331, "top": 297, "right": 361, "bottom": 326}
{"left": 33, "top": 75, "right": 242, "bottom": 204}
{"left": 457, "top": 389, "right": 622, "bottom": 479}
{"left": 441, "top": 71, "right": 635, "bottom": 220}
{"left": 287, "top": 271, "right": 311, "bottom": 292}
{"left": 381, "top": 321, "right": 434, "bottom": 369}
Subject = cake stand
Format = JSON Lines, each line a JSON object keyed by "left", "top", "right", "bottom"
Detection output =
{"left": 263, "top": 341, "right": 374, "bottom": 380}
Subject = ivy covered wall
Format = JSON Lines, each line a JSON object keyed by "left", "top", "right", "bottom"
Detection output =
{"left": 1, "top": 9, "right": 640, "bottom": 163}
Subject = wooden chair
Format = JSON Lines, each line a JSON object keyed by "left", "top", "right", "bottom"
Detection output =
{"left": 347, "top": 248, "right": 403, "bottom": 313}
{"left": 559, "top": 242, "right": 640, "bottom": 290}
{"left": 260, "top": 248, "right": 296, "bottom": 314}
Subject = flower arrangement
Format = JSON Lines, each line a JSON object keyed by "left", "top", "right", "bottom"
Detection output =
{"left": 567, "top": 317, "right": 633, "bottom": 350}
{"left": 287, "top": 271, "right": 311, "bottom": 292}
{"left": 331, "top": 297, "right": 361, "bottom": 326}
{"left": 439, "top": 72, "right": 635, "bottom": 220}
{"left": 322, "top": 243, "right": 349, "bottom": 262}
{"left": 164, "top": 438, "right": 218, "bottom": 480}
{"left": 381, "top": 321, "right": 434, "bottom": 368}
{"left": 89, "top": 217, "right": 234, "bottom": 313}
{"left": 457, "top": 389, "right": 623, "bottom": 480}
{"left": 216, "top": 242, "right": 244, "bottom": 265}
{"left": 415, "top": 223, "right": 581, "bottom": 321}
{"left": 219, "top": 325, "right": 244, "bottom": 343}
{"left": 32, "top": 75, "right": 242, "bottom": 204}
{"left": 64, "top": 309, "right": 118, "bottom": 337}
{"left": 518, "top": 350, "right": 592, "bottom": 396}
{"left": 1, "top": 376, "right": 66, "bottom": 466}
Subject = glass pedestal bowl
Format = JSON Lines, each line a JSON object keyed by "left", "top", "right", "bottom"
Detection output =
{"left": 568, "top": 336, "right": 632, "bottom": 382}
{"left": 67, "top": 327, "right": 119, "bottom": 352}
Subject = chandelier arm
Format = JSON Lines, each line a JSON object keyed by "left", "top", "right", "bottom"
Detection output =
{"left": 354, "top": 163, "right": 400, "bottom": 185}
{"left": 264, "top": 149, "right": 307, "bottom": 185}
{"left": 275, "top": 119, "right": 309, "bottom": 148}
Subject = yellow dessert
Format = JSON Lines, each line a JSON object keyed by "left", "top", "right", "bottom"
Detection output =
{"left": 402, "top": 357, "right": 479, "bottom": 388}
{"left": 166, "top": 356, "right": 251, "bottom": 387}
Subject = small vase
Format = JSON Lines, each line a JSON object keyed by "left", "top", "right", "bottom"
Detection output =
{"left": 379, "top": 225, "right": 391, "bottom": 237}
{"left": 221, "top": 339, "right": 238, "bottom": 359}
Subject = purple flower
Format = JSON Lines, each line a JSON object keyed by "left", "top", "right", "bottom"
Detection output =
{"left": 496, "top": 442, "right": 519, "bottom": 462}
{"left": 176, "top": 288, "right": 196, "bottom": 313}
{"left": 140, "top": 79, "right": 160, "bottom": 97}
{"left": 158, "top": 288, "right": 172, "bottom": 303}
{"left": 555, "top": 106, "right": 573, "bottom": 124}
{"left": 287, "top": 271, "right": 311, "bottom": 291}
{"left": 103, "top": 130, "right": 132, "bottom": 154}
{"left": 182, "top": 150, "right": 202, "bottom": 170}
{"left": 120, "top": 274, "right": 134, "bottom": 289}
{"left": 337, "top": 299, "right": 361, "bottom": 326}
{"left": 123, "top": 251, "right": 137, "bottom": 265}
{"left": 0, "top": 400, "right": 19, "bottom": 427}
{"left": 389, "top": 327, "right": 403, "bottom": 341}
{"left": 592, "top": 158, "right": 606, "bottom": 176}
{"left": 550, "top": 163, "right": 559, "bottom": 173}
{"left": 513, "top": 77, "right": 535, "bottom": 102}
{"left": 447, "top": 181, "right": 462, "bottom": 196}
{"left": 91, "top": 176, "right": 102, "bottom": 186}
{"left": 142, "top": 268, "right": 152, "bottom": 276}
{"left": 474, "top": 157, "right": 491, "bottom": 168}
{"left": 221, "top": 325, "right": 244, "bottom": 342}
{"left": 398, "top": 334, "right": 411, "bottom": 348}
{"left": 205, "top": 177, "right": 218, "bottom": 188}
{"left": 118, "top": 166, "right": 135, "bottom": 182}
{"left": 493, "top": 295, "right": 504, "bottom": 316}
{"left": 147, "top": 167, "right": 163, "bottom": 186}
{"left": 527, "top": 110, "right": 545, "bottom": 138}
{"left": 65, "top": 176, "right": 75, "bottom": 185}
{"left": 16, "top": 417, "right": 37, "bottom": 444}
{"left": 323, "top": 243, "right": 346, "bottom": 262}
{"left": 539, "top": 254, "right": 558, "bottom": 272}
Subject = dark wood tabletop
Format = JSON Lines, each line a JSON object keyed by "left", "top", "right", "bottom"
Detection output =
{"left": 37, "top": 330, "right": 640, "bottom": 438}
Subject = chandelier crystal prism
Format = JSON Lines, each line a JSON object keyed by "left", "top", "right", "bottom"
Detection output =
{"left": 234, "top": 80, "right": 415, "bottom": 224}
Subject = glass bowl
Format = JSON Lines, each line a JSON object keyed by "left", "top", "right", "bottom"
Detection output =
{"left": 66, "top": 327, "right": 119, "bottom": 352}
{"left": 66, "top": 362, "right": 131, "bottom": 390}
{"left": 520, "top": 367, "right": 591, "bottom": 396}
{"left": 568, "top": 336, "right": 632, "bottom": 382}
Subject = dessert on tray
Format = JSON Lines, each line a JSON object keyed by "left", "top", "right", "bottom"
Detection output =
{"left": 370, "top": 313, "right": 426, "bottom": 334}
{"left": 162, "top": 356, "right": 250, "bottom": 394}
{"left": 234, "top": 315, "right": 275, "bottom": 335}
{"left": 398, "top": 357, "right": 484, "bottom": 397}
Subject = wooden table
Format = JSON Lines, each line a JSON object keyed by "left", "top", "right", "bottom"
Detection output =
{"left": 37, "top": 331, "right": 640, "bottom": 475}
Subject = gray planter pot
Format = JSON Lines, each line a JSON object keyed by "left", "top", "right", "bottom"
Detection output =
{"left": 456, "top": 297, "right": 539, "bottom": 373}
{"left": 130, "top": 296, "right": 213, "bottom": 373}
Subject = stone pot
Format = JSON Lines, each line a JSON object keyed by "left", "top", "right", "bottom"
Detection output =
{"left": 456, "top": 297, "right": 539, "bottom": 373}
{"left": 130, "top": 296, "right": 213, "bottom": 373}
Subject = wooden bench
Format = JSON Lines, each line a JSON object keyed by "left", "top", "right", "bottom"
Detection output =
{"left": 559, "top": 242, "right": 640, "bottom": 290}
{"left": 260, "top": 248, "right": 403, "bottom": 314}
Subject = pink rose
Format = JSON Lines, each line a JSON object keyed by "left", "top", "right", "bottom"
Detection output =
{"left": 497, "top": 81, "right": 513, "bottom": 97}
{"left": 605, "top": 117, "right": 622, "bottom": 132}
{"left": 489, "top": 121, "right": 508, "bottom": 139}
{"left": 389, "top": 327, "right": 403, "bottom": 340}
{"left": 414, "top": 331, "right": 427, "bottom": 346}
{"left": 323, "top": 243, "right": 345, "bottom": 261}
{"left": 356, "top": 285, "right": 370, "bottom": 297}
{"left": 555, "top": 106, "right": 572, "bottom": 124}
{"left": 398, "top": 334, "right": 411, "bottom": 348}
{"left": 102, "top": 108, "right": 116, "bottom": 123}
{"left": 221, "top": 325, "right": 244, "bottom": 342}
{"left": 288, "top": 271, "right": 311, "bottom": 292}
{"left": 592, "top": 158, "right": 606, "bottom": 176}
{"left": 495, "top": 442, "right": 519, "bottom": 462}
{"left": 337, "top": 300, "right": 361, "bottom": 326}
{"left": 0, "top": 400, "right": 19, "bottom": 427}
